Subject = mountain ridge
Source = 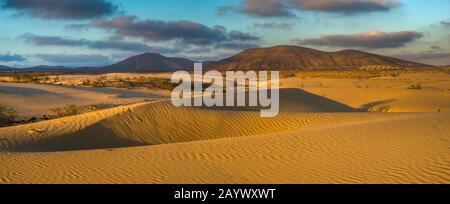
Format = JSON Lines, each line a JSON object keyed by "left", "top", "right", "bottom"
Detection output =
{"left": 99, "top": 52, "right": 195, "bottom": 72}
{"left": 0, "top": 46, "right": 432, "bottom": 72}
{"left": 207, "top": 45, "right": 428, "bottom": 70}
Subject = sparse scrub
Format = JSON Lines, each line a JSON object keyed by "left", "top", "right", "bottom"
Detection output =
{"left": 289, "top": 69, "right": 445, "bottom": 79}
{"left": 89, "top": 103, "right": 116, "bottom": 110}
{"left": 0, "top": 73, "right": 55, "bottom": 84}
{"left": 49, "top": 103, "right": 118, "bottom": 119}
{"left": 92, "top": 77, "right": 107, "bottom": 87}
{"left": 145, "top": 77, "right": 176, "bottom": 90}
{"left": 1, "top": 103, "right": 119, "bottom": 126}
{"left": 280, "top": 71, "right": 297, "bottom": 78}
{"left": 82, "top": 78, "right": 91, "bottom": 86}
{"left": 407, "top": 83, "right": 422, "bottom": 90}
{"left": 76, "top": 75, "right": 175, "bottom": 90}
{"left": 42, "top": 76, "right": 50, "bottom": 82}
{"left": 50, "top": 104, "right": 83, "bottom": 118}
{"left": 0, "top": 105, "right": 17, "bottom": 127}
{"left": 113, "top": 75, "right": 121, "bottom": 81}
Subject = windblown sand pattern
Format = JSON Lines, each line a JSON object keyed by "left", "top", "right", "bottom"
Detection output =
{"left": 0, "top": 86, "right": 448, "bottom": 183}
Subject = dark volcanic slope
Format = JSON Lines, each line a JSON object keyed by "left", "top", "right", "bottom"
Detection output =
{"left": 102, "top": 53, "right": 194, "bottom": 72}
{"left": 208, "top": 45, "right": 426, "bottom": 70}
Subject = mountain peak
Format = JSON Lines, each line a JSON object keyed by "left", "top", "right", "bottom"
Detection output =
{"left": 102, "top": 53, "right": 194, "bottom": 72}
{"left": 208, "top": 45, "right": 427, "bottom": 70}
{"left": 139, "top": 52, "right": 164, "bottom": 57}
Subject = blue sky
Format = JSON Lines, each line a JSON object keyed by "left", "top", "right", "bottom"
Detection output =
{"left": 0, "top": 0, "right": 449, "bottom": 67}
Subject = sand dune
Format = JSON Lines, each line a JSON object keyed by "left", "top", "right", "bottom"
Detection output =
{"left": 281, "top": 72, "right": 450, "bottom": 112}
{"left": 0, "top": 87, "right": 449, "bottom": 183}
{"left": 0, "top": 111, "right": 448, "bottom": 183}
{"left": 0, "top": 82, "right": 170, "bottom": 119}
{"left": 1, "top": 89, "right": 357, "bottom": 152}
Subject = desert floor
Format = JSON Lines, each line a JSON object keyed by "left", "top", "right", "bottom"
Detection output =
{"left": 0, "top": 71, "right": 449, "bottom": 184}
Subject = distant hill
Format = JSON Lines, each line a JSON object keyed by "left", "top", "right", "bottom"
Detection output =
{"left": 21, "top": 65, "right": 74, "bottom": 72}
{"left": 1, "top": 46, "right": 432, "bottom": 73}
{"left": 207, "top": 45, "right": 427, "bottom": 70}
{"left": 100, "top": 53, "right": 195, "bottom": 72}
{"left": 0, "top": 65, "right": 16, "bottom": 70}
{"left": 0, "top": 65, "right": 77, "bottom": 72}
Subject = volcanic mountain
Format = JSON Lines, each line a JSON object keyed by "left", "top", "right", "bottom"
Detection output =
{"left": 208, "top": 45, "right": 427, "bottom": 70}
{"left": 101, "top": 53, "right": 195, "bottom": 72}
{"left": 0, "top": 46, "right": 429, "bottom": 73}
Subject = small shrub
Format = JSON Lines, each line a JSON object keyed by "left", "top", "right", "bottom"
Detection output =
{"left": 82, "top": 78, "right": 91, "bottom": 86}
{"left": 28, "top": 116, "right": 38, "bottom": 122}
{"left": 49, "top": 103, "right": 117, "bottom": 119}
{"left": 0, "top": 105, "right": 17, "bottom": 127}
{"left": 137, "top": 76, "right": 148, "bottom": 83}
{"left": 92, "top": 78, "right": 106, "bottom": 87}
{"left": 407, "top": 83, "right": 422, "bottom": 90}
{"left": 50, "top": 104, "right": 83, "bottom": 118}
{"left": 89, "top": 103, "right": 115, "bottom": 110}
{"left": 280, "top": 71, "right": 297, "bottom": 78}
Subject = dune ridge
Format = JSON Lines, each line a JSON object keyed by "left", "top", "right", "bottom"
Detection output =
{"left": 1, "top": 89, "right": 359, "bottom": 152}
{"left": 0, "top": 87, "right": 448, "bottom": 184}
{"left": 0, "top": 111, "right": 448, "bottom": 184}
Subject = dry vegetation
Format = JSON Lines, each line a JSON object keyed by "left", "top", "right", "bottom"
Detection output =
{"left": 81, "top": 75, "right": 176, "bottom": 90}
{"left": 49, "top": 103, "right": 117, "bottom": 118}
{"left": 407, "top": 83, "right": 423, "bottom": 90}
{"left": 0, "top": 72, "right": 57, "bottom": 84}
{"left": 0, "top": 103, "right": 119, "bottom": 127}
{"left": 280, "top": 69, "right": 447, "bottom": 79}
{"left": 0, "top": 105, "right": 17, "bottom": 127}
{"left": 0, "top": 72, "right": 176, "bottom": 90}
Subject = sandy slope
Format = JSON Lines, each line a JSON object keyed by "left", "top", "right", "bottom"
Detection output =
{"left": 0, "top": 89, "right": 357, "bottom": 152}
{"left": 0, "top": 88, "right": 449, "bottom": 183}
{"left": 281, "top": 72, "right": 450, "bottom": 112}
{"left": 0, "top": 112, "right": 448, "bottom": 183}
{"left": 0, "top": 82, "right": 170, "bottom": 119}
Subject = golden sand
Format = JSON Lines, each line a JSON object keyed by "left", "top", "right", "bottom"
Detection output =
{"left": 0, "top": 72, "right": 449, "bottom": 183}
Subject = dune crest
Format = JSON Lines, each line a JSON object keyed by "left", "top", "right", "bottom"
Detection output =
{"left": 1, "top": 89, "right": 358, "bottom": 152}
{"left": 0, "top": 87, "right": 448, "bottom": 184}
